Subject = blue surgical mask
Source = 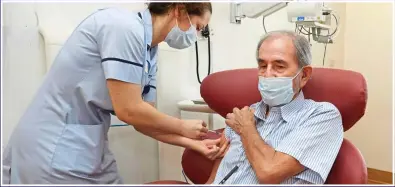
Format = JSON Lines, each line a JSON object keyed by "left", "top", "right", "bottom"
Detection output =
{"left": 165, "top": 15, "right": 197, "bottom": 49}
{"left": 258, "top": 69, "right": 303, "bottom": 107}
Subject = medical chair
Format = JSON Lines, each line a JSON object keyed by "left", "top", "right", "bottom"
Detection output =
{"left": 148, "top": 67, "right": 368, "bottom": 184}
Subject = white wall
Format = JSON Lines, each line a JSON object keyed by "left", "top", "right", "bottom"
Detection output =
{"left": 342, "top": 2, "right": 393, "bottom": 172}
{"left": 2, "top": 2, "right": 46, "bottom": 148}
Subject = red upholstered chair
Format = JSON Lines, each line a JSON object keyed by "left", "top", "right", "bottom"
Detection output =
{"left": 147, "top": 67, "right": 368, "bottom": 184}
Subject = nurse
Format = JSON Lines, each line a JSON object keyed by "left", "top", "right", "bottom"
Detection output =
{"left": 3, "top": 2, "right": 228, "bottom": 184}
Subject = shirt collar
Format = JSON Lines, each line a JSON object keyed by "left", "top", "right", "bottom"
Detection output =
{"left": 254, "top": 91, "right": 306, "bottom": 122}
{"left": 141, "top": 9, "right": 153, "bottom": 49}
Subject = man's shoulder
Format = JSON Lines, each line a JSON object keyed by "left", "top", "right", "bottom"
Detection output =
{"left": 305, "top": 99, "right": 341, "bottom": 117}
{"left": 250, "top": 101, "right": 261, "bottom": 109}
{"left": 300, "top": 99, "right": 343, "bottom": 132}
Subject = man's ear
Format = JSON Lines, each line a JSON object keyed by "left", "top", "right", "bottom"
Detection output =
{"left": 300, "top": 66, "right": 313, "bottom": 88}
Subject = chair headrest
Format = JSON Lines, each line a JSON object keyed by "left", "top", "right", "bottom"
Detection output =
{"left": 200, "top": 68, "right": 367, "bottom": 131}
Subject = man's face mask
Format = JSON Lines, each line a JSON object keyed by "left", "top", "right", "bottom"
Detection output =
{"left": 165, "top": 14, "right": 197, "bottom": 49}
{"left": 258, "top": 69, "right": 303, "bottom": 107}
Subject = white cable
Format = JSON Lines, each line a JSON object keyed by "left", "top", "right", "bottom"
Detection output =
{"left": 330, "top": 9, "right": 340, "bottom": 40}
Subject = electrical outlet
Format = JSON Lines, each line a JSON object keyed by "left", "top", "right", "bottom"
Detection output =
{"left": 328, "top": 59, "right": 335, "bottom": 67}
{"left": 209, "top": 28, "right": 214, "bottom": 36}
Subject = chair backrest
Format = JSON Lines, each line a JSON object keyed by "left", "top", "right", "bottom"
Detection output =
{"left": 181, "top": 68, "right": 368, "bottom": 184}
{"left": 200, "top": 68, "right": 367, "bottom": 131}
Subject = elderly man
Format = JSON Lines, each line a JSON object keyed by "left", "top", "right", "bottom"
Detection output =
{"left": 205, "top": 30, "right": 344, "bottom": 184}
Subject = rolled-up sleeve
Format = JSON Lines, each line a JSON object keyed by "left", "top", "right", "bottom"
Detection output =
{"left": 275, "top": 102, "right": 344, "bottom": 184}
{"left": 96, "top": 20, "right": 145, "bottom": 84}
{"left": 224, "top": 126, "right": 234, "bottom": 140}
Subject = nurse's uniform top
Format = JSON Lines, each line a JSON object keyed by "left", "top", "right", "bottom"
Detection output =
{"left": 3, "top": 8, "right": 158, "bottom": 184}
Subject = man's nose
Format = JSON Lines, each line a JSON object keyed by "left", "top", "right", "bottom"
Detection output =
{"left": 264, "top": 68, "right": 276, "bottom": 78}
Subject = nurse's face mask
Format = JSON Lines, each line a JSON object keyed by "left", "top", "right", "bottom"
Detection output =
{"left": 165, "top": 13, "right": 197, "bottom": 49}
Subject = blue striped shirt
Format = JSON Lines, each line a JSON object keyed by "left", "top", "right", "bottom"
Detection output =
{"left": 212, "top": 91, "right": 344, "bottom": 184}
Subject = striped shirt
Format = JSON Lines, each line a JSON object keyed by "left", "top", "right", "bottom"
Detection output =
{"left": 212, "top": 91, "right": 344, "bottom": 184}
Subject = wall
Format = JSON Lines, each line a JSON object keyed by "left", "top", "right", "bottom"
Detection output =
{"left": 343, "top": 2, "right": 393, "bottom": 172}
{"left": 2, "top": 2, "right": 46, "bottom": 148}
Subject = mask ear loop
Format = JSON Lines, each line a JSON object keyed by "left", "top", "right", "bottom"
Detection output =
{"left": 187, "top": 13, "right": 192, "bottom": 26}
{"left": 175, "top": 18, "right": 179, "bottom": 28}
{"left": 292, "top": 67, "right": 304, "bottom": 79}
{"left": 294, "top": 67, "right": 305, "bottom": 93}
{"left": 186, "top": 13, "right": 198, "bottom": 34}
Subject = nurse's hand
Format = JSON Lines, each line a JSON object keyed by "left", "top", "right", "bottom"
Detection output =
{"left": 191, "top": 138, "right": 229, "bottom": 161}
{"left": 181, "top": 119, "right": 209, "bottom": 139}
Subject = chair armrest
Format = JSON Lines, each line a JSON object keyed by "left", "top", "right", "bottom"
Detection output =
{"left": 181, "top": 128, "right": 224, "bottom": 184}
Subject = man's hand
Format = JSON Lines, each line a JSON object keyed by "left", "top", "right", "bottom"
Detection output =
{"left": 190, "top": 137, "right": 229, "bottom": 161}
{"left": 180, "top": 119, "right": 209, "bottom": 139}
{"left": 204, "top": 132, "right": 231, "bottom": 184}
{"left": 217, "top": 132, "right": 230, "bottom": 158}
{"left": 225, "top": 106, "right": 256, "bottom": 135}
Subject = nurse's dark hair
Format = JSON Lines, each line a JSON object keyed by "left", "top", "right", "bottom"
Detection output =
{"left": 147, "top": 2, "right": 212, "bottom": 16}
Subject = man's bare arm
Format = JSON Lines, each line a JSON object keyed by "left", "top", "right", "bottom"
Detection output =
{"left": 240, "top": 126, "right": 304, "bottom": 184}
{"left": 205, "top": 133, "right": 229, "bottom": 184}
{"left": 205, "top": 158, "right": 222, "bottom": 184}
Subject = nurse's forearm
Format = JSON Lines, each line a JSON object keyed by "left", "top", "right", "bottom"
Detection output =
{"left": 124, "top": 102, "right": 185, "bottom": 135}
{"left": 134, "top": 125, "right": 195, "bottom": 149}
{"left": 107, "top": 80, "right": 185, "bottom": 136}
{"left": 138, "top": 102, "right": 194, "bottom": 148}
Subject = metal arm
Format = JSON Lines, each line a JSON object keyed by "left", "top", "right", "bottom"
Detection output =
{"left": 230, "top": 2, "right": 339, "bottom": 44}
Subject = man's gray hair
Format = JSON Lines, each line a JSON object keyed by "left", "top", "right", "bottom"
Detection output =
{"left": 256, "top": 30, "right": 312, "bottom": 68}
